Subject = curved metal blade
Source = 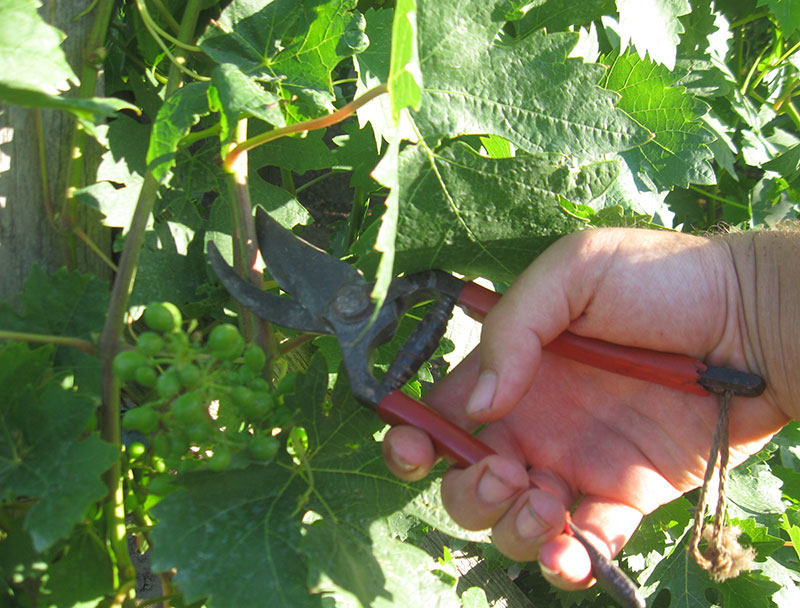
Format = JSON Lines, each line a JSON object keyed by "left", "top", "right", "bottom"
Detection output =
{"left": 255, "top": 207, "right": 367, "bottom": 317}
{"left": 207, "top": 242, "right": 331, "bottom": 334}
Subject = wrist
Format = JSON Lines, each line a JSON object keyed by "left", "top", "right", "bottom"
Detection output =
{"left": 716, "top": 230, "right": 800, "bottom": 420}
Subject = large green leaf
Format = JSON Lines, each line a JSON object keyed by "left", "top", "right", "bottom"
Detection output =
{"left": 0, "top": 343, "right": 117, "bottom": 552}
{"left": 209, "top": 62, "right": 285, "bottom": 142}
{"left": 73, "top": 115, "right": 150, "bottom": 233}
{"left": 151, "top": 355, "right": 460, "bottom": 608}
{"left": 0, "top": 0, "right": 76, "bottom": 95}
{"left": 507, "top": 0, "right": 616, "bottom": 37}
{"left": 356, "top": 142, "right": 620, "bottom": 282}
{"left": 146, "top": 82, "right": 211, "bottom": 183}
{"left": 412, "top": 0, "right": 648, "bottom": 156}
{"left": 198, "top": 0, "right": 364, "bottom": 116}
{"left": 616, "top": 0, "right": 691, "bottom": 70}
{"left": 601, "top": 51, "right": 715, "bottom": 192}
{"left": 0, "top": 265, "right": 109, "bottom": 394}
{"left": 757, "top": 0, "right": 800, "bottom": 36}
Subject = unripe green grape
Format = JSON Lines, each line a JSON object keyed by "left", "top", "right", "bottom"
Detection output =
{"left": 156, "top": 369, "right": 182, "bottom": 399}
{"left": 178, "top": 363, "right": 202, "bottom": 389}
{"left": 243, "top": 345, "right": 266, "bottom": 372}
{"left": 134, "top": 366, "right": 158, "bottom": 387}
{"left": 230, "top": 385, "right": 255, "bottom": 410}
{"left": 144, "top": 302, "right": 182, "bottom": 333}
{"left": 136, "top": 332, "right": 164, "bottom": 357}
{"left": 122, "top": 407, "right": 159, "bottom": 434}
{"left": 128, "top": 441, "right": 147, "bottom": 459}
{"left": 207, "top": 324, "right": 241, "bottom": 353}
{"left": 247, "top": 378, "right": 271, "bottom": 392}
{"left": 208, "top": 447, "right": 232, "bottom": 471}
{"left": 152, "top": 433, "right": 171, "bottom": 458}
{"left": 170, "top": 391, "right": 207, "bottom": 426}
{"left": 113, "top": 350, "right": 147, "bottom": 381}
{"left": 247, "top": 435, "right": 279, "bottom": 462}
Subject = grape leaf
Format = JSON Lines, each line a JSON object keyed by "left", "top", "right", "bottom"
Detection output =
{"left": 507, "top": 0, "right": 616, "bottom": 37}
{"left": 146, "top": 82, "right": 211, "bottom": 183}
{"left": 198, "top": 0, "right": 363, "bottom": 116}
{"left": 40, "top": 526, "right": 114, "bottom": 607}
{"left": 757, "top": 0, "right": 800, "bottom": 36}
{"left": 388, "top": 0, "right": 422, "bottom": 118}
{"left": 332, "top": 120, "right": 382, "bottom": 191}
{"left": 356, "top": 142, "right": 620, "bottom": 282}
{"left": 248, "top": 129, "right": 337, "bottom": 175}
{"left": 616, "top": 0, "right": 691, "bottom": 70}
{"left": 764, "top": 143, "right": 800, "bottom": 185}
{"left": 0, "top": 0, "right": 76, "bottom": 95}
{"left": 0, "top": 343, "right": 117, "bottom": 552}
{"left": 0, "top": 1, "right": 137, "bottom": 121}
{"left": 727, "top": 461, "right": 786, "bottom": 526}
{"left": 209, "top": 62, "right": 285, "bottom": 142}
{"left": 0, "top": 265, "right": 109, "bottom": 393}
{"left": 151, "top": 355, "right": 461, "bottom": 608}
{"left": 409, "top": 0, "right": 648, "bottom": 157}
{"left": 601, "top": 51, "right": 715, "bottom": 192}
{"left": 73, "top": 115, "right": 150, "bottom": 233}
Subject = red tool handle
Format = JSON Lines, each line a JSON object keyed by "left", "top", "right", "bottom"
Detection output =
{"left": 458, "top": 281, "right": 709, "bottom": 397}
{"left": 377, "top": 389, "right": 494, "bottom": 467}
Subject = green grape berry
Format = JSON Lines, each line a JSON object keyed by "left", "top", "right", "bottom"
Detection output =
{"left": 247, "top": 378, "right": 271, "bottom": 392}
{"left": 128, "top": 441, "right": 147, "bottom": 459}
{"left": 243, "top": 345, "right": 266, "bottom": 373}
{"left": 208, "top": 324, "right": 241, "bottom": 353}
{"left": 178, "top": 363, "right": 202, "bottom": 389}
{"left": 230, "top": 385, "right": 255, "bottom": 410}
{"left": 240, "top": 391, "right": 273, "bottom": 420}
{"left": 136, "top": 331, "right": 164, "bottom": 357}
{"left": 208, "top": 447, "right": 232, "bottom": 471}
{"left": 237, "top": 366, "right": 256, "bottom": 384}
{"left": 170, "top": 391, "right": 207, "bottom": 426}
{"left": 247, "top": 435, "right": 279, "bottom": 462}
{"left": 134, "top": 365, "right": 158, "bottom": 387}
{"left": 122, "top": 407, "right": 159, "bottom": 434}
{"left": 156, "top": 369, "right": 182, "bottom": 399}
{"left": 152, "top": 433, "right": 171, "bottom": 458}
{"left": 113, "top": 350, "right": 147, "bottom": 381}
{"left": 144, "top": 302, "right": 182, "bottom": 333}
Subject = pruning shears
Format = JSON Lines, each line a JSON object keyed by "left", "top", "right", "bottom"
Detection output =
{"left": 208, "top": 208, "right": 765, "bottom": 608}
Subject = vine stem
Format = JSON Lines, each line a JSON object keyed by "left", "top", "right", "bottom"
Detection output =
{"left": 688, "top": 185, "right": 750, "bottom": 210}
{"left": 0, "top": 330, "right": 95, "bottom": 355}
{"left": 222, "top": 84, "right": 389, "bottom": 173}
{"left": 225, "top": 120, "right": 277, "bottom": 361}
{"left": 96, "top": 0, "right": 204, "bottom": 594}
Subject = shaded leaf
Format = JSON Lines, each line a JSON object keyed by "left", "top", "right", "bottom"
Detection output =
{"left": 209, "top": 62, "right": 284, "bottom": 142}
{"left": 356, "top": 142, "right": 620, "bottom": 282}
{"left": 198, "top": 0, "right": 362, "bottom": 116}
{"left": 0, "top": 265, "right": 109, "bottom": 394}
{"left": 0, "top": 0, "right": 76, "bottom": 95}
{"left": 757, "top": 0, "right": 800, "bottom": 36}
{"left": 146, "top": 82, "right": 211, "bottom": 182}
{"left": 507, "top": 0, "right": 616, "bottom": 37}
{"left": 249, "top": 129, "right": 337, "bottom": 175}
{"left": 151, "top": 355, "right": 460, "bottom": 608}
{"left": 0, "top": 343, "right": 117, "bottom": 552}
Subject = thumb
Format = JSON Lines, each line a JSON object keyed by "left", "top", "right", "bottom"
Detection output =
{"left": 465, "top": 231, "right": 615, "bottom": 421}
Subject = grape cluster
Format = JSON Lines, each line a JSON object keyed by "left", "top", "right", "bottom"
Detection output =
{"left": 115, "top": 302, "right": 285, "bottom": 472}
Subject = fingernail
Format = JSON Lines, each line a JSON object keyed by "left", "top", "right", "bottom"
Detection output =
{"left": 390, "top": 442, "right": 419, "bottom": 473}
{"left": 477, "top": 468, "right": 517, "bottom": 503}
{"left": 466, "top": 370, "right": 497, "bottom": 415}
{"left": 516, "top": 500, "right": 552, "bottom": 539}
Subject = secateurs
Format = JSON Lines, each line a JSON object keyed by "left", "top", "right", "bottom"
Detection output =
{"left": 208, "top": 207, "right": 765, "bottom": 608}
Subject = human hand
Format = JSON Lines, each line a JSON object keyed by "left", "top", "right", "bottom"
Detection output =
{"left": 382, "top": 228, "right": 789, "bottom": 590}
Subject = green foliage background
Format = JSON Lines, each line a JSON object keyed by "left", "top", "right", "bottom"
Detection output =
{"left": 2, "top": 0, "right": 800, "bottom": 607}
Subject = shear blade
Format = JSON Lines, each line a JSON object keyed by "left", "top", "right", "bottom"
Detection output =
{"left": 207, "top": 242, "right": 331, "bottom": 334}
{"left": 255, "top": 207, "right": 367, "bottom": 318}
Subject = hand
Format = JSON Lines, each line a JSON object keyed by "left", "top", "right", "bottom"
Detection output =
{"left": 382, "top": 228, "right": 789, "bottom": 590}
